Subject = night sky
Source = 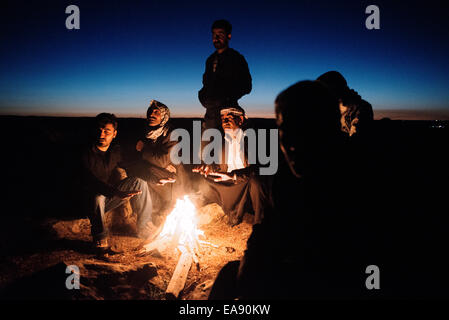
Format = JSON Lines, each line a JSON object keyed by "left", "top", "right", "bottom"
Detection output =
{"left": 1, "top": 0, "right": 449, "bottom": 118}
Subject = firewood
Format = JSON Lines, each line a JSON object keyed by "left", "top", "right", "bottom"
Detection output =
{"left": 198, "top": 240, "right": 218, "bottom": 248}
{"left": 165, "top": 247, "right": 193, "bottom": 299}
{"left": 192, "top": 252, "right": 200, "bottom": 270}
{"left": 143, "top": 237, "right": 167, "bottom": 253}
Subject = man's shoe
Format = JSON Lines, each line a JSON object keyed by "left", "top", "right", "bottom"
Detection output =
{"left": 93, "top": 238, "right": 109, "bottom": 253}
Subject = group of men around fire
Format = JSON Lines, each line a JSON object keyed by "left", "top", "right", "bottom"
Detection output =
{"left": 81, "top": 19, "right": 438, "bottom": 299}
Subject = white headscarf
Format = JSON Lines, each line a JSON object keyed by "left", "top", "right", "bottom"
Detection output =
{"left": 145, "top": 99, "right": 170, "bottom": 141}
{"left": 220, "top": 106, "right": 248, "bottom": 120}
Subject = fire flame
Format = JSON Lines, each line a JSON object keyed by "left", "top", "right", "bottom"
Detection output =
{"left": 158, "top": 195, "right": 204, "bottom": 251}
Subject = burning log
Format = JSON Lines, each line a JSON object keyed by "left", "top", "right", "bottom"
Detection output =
{"left": 166, "top": 246, "right": 192, "bottom": 299}
{"left": 142, "top": 237, "right": 168, "bottom": 254}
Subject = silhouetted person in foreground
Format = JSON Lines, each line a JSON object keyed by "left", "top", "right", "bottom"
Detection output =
{"left": 198, "top": 19, "right": 252, "bottom": 130}
{"left": 80, "top": 113, "right": 155, "bottom": 252}
{"left": 317, "top": 71, "right": 373, "bottom": 138}
{"left": 210, "top": 80, "right": 376, "bottom": 299}
{"left": 210, "top": 80, "right": 449, "bottom": 300}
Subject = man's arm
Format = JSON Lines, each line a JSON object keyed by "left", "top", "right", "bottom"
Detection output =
{"left": 229, "top": 165, "right": 257, "bottom": 182}
{"left": 229, "top": 53, "right": 252, "bottom": 101}
{"left": 141, "top": 134, "right": 177, "bottom": 169}
{"left": 199, "top": 56, "right": 219, "bottom": 108}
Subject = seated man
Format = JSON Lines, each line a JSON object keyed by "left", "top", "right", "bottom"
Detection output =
{"left": 80, "top": 113, "right": 156, "bottom": 251}
{"left": 317, "top": 71, "right": 374, "bottom": 138}
{"left": 133, "top": 100, "right": 185, "bottom": 222}
{"left": 194, "top": 106, "right": 269, "bottom": 226}
{"left": 210, "top": 81, "right": 371, "bottom": 299}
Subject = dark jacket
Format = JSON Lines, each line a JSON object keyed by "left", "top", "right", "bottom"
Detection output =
{"left": 198, "top": 48, "right": 252, "bottom": 111}
{"left": 131, "top": 127, "right": 177, "bottom": 183}
{"left": 141, "top": 129, "right": 176, "bottom": 170}
{"left": 81, "top": 143, "right": 122, "bottom": 197}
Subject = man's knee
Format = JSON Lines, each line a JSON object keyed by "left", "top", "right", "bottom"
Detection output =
{"left": 123, "top": 177, "right": 148, "bottom": 191}
{"left": 94, "top": 194, "right": 106, "bottom": 205}
{"left": 134, "top": 177, "right": 147, "bottom": 189}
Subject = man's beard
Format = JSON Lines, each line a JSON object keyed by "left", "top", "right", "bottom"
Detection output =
{"left": 213, "top": 41, "right": 226, "bottom": 50}
{"left": 96, "top": 140, "right": 109, "bottom": 148}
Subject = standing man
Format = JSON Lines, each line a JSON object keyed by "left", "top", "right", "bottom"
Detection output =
{"left": 198, "top": 19, "right": 252, "bottom": 129}
{"left": 81, "top": 113, "right": 156, "bottom": 252}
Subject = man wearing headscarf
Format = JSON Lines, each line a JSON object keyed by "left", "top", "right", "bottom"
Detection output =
{"left": 134, "top": 100, "right": 186, "bottom": 225}
{"left": 193, "top": 105, "right": 270, "bottom": 226}
{"left": 317, "top": 71, "right": 374, "bottom": 138}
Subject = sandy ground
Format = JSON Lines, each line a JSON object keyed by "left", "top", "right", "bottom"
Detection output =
{"left": 0, "top": 203, "right": 253, "bottom": 300}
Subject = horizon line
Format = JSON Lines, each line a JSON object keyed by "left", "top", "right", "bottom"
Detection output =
{"left": 1, "top": 109, "right": 449, "bottom": 120}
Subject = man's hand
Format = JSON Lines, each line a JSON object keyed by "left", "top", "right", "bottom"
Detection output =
{"left": 192, "top": 165, "right": 214, "bottom": 177}
{"left": 136, "top": 140, "right": 144, "bottom": 152}
{"left": 166, "top": 164, "right": 177, "bottom": 173}
{"left": 192, "top": 165, "right": 202, "bottom": 173}
{"left": 116, "top": 190, "right": 142, "bottom": 200}
{"left": 210, "top": 172, "right": 235, "bottom": 182}
{"left": 157, "top": 177, "right": 176, "bottom": 186}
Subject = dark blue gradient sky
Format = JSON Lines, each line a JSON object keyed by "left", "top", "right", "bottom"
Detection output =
{"left": 1, "top": 0, "right": 449, "bottom": 118}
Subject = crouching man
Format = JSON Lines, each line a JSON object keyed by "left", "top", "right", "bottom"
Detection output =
{"left": 134, "top": 100, "right": 185, "bottom": 220}
{"left": 80, "top": 113, "right": 155, "bottom": 252}
{"left": 194, "top": 106, "right": 270, "bottom": 226}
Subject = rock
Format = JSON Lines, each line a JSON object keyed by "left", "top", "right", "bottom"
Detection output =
{"left": 187, "top": 279, "right": 214, "bottom": 300}
{"left": 70, "top": 219, "right": 83, "bottom": 233}
{"left": 82, "top": 260, "right": 157, "bottom": 276}
{"left": 106, "top": 201, "right": 137, "bottom": 235}
{"left": 197, "top": 203, "right": 225, "bottom": 226}
{"left": 51, "top": 219, "right": 90, "bottom": 239}
{"left": 72, "top": 260, "right": 162, "bottom": 300}
{"left": 0, "top": 262, "right": 81, "bottom": 300}
{"left": 51, "top": 202, "right": 137, "bottom": 240}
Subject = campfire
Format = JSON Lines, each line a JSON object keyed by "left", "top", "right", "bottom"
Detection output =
{"left": 141, "top": 195, "right": 216, "bottom": 299}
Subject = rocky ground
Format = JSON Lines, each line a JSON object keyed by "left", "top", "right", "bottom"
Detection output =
{"left": 0, "top": 203, "right": 253, "bottom": 300}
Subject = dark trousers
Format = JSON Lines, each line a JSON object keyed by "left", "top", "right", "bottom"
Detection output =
{"left": 84, "top": 177, "right": 153, "bottom": 241}
{"left": 199, "top": 174, "right": 267, "bottom": 225}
